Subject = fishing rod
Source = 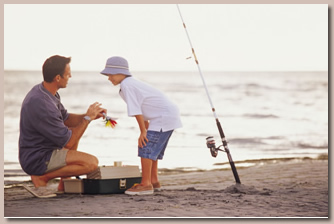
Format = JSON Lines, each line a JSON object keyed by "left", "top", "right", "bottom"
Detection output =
{"left": 176, "top": 4, "right": 241, "bottom": 184}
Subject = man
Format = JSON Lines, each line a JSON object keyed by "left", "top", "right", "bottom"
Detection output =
{"left": 19, "top": 55, "right": 106, "bottom": 198}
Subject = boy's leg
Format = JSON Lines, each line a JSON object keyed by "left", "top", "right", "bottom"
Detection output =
{"left": 137, "top": 130, "right": 173, "bottom": 187}
{"left": 140, "top": 157, "right": 153, "bottom": 186}
{"left": 125, "top": 157, "right": 154, "bottom": 195}
{"left": 151, "top": 160, "right": 159, "bottom": 184}
{"left": 150, "top": 130, "right": 173, "bottom": 187}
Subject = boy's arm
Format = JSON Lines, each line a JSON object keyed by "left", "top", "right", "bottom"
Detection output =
{"left": 135, "top": 115, "right": 149, "bottom": 148}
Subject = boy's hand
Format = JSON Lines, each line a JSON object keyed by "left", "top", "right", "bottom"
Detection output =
{"left": 135, "top": 115, "right": 149, "bottom": 148}
{"left": 138, "top": 131, "right": 149, "bottom": 148}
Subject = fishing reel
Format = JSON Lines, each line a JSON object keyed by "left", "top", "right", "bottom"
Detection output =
{"left": 206, "top": 136, "right": 226, "bottom": 158}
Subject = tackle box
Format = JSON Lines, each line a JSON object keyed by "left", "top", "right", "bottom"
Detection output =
{"left": 63, "top": 165, "right": 142, "bottom": 194}
{"left": 83, "top": 177, "right": 141, "bottom": 194}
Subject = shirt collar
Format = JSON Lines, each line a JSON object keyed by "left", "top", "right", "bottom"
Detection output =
{"left": 38, "top": 82, "right": 61, "bottom": 102}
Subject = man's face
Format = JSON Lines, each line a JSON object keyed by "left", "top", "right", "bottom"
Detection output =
{"left": 58, "top": 64, "right": 71, "bottom": 88}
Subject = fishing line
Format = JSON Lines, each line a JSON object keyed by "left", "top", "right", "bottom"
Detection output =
{"left": 176, "top": 4, "right": 241, "bottom": 184}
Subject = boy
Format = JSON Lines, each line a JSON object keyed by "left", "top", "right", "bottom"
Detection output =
{"left": 101, "top": 56, "right": 182, "bottom": 195}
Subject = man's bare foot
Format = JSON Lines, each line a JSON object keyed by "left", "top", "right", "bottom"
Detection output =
{"left": 31, "top": 175, "right": 48, "bottom": 188}
{"left": 57, "top": 177, "right": 71, "bottom": 191}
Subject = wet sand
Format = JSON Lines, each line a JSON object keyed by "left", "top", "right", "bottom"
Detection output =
{"left": 4, "top": 158, "right": 328, "bottom": 218}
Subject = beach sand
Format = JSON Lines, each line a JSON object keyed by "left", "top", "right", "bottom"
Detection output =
{"left": 4, "top": 158, "right": 328, "bottom": 218}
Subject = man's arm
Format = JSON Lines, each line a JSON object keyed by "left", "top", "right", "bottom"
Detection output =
{"left": 65, "top": 102, "right": 106, "bottom": 150}
{"left": 65, "top": 118, "right": 90, "bottom": 150}
{"left": 64, "top": 114, "right": 85, "bottom": 128}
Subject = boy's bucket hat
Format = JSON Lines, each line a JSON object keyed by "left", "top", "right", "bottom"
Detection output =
{"left": 100, "top": 56, "right": 132, "bottom": 76}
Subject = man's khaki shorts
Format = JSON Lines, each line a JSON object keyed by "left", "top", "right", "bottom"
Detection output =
{"left": 45, "top": 148, "right": 68, "bottom": 173}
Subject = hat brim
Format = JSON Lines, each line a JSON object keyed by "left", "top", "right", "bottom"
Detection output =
{"left": 100, "top": 67, "right": 131, "bottom": 76}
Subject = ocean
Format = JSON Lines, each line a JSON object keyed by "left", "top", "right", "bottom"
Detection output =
{"left": 4, "top": 70, "right": 328, "bottom": 182}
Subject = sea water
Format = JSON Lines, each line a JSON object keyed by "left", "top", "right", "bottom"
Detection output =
{"left": 4, "top": 70, "right": 328, "bottom": 182}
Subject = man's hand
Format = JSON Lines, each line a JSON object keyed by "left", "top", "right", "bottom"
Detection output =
{"left": 86, "top": 102, "right": 106, "bottom": 120}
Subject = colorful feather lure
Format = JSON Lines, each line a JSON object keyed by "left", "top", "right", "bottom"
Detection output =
{"left": 102, "top": 112, "right": 117, "bottom": 128}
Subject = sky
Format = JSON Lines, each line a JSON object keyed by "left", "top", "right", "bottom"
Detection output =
{"left": 4, "top": 4, "right": 328, "bottom": 72}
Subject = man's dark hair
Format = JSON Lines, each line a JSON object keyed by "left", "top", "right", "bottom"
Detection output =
{"left": 42, "top": 55, "right": 71, "bottom": 83}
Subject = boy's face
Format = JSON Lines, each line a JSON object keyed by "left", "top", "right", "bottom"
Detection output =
{"left": 108, "top": 74, "right": 127, "bottom": 85}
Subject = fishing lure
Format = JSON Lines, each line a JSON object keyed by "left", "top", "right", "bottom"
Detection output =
{"left": 102, "top": 112, "right": 118, "bottom": 128}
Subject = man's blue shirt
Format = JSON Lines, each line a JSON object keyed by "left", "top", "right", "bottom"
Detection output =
{"left": 19, "top": 83, "right": 72, "bottom": 175}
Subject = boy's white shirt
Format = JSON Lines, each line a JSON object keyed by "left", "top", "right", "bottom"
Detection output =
{"left": 119, "top": 77, "right": 182, "bottom": 132}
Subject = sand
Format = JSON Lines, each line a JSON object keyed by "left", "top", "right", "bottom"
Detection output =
{"left": 4, "top": 158, "right": 328, "bottom": 218}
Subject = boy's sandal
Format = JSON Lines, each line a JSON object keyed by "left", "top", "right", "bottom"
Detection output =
{"left": 125, "top": 183, "right": 154, "bottom": 195}
{"left": 152, "top": 182, "right": 162, "bottom": 192}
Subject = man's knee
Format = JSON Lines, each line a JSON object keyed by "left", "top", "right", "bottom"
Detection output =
{"left": 66, "top": 150, "right": 99, "bottom": 172}
{"left": 84, "top": 155, "right": 98, "bottom": 173}
{"left": 89, "top": 155, "right": 99, "bottom": 171}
